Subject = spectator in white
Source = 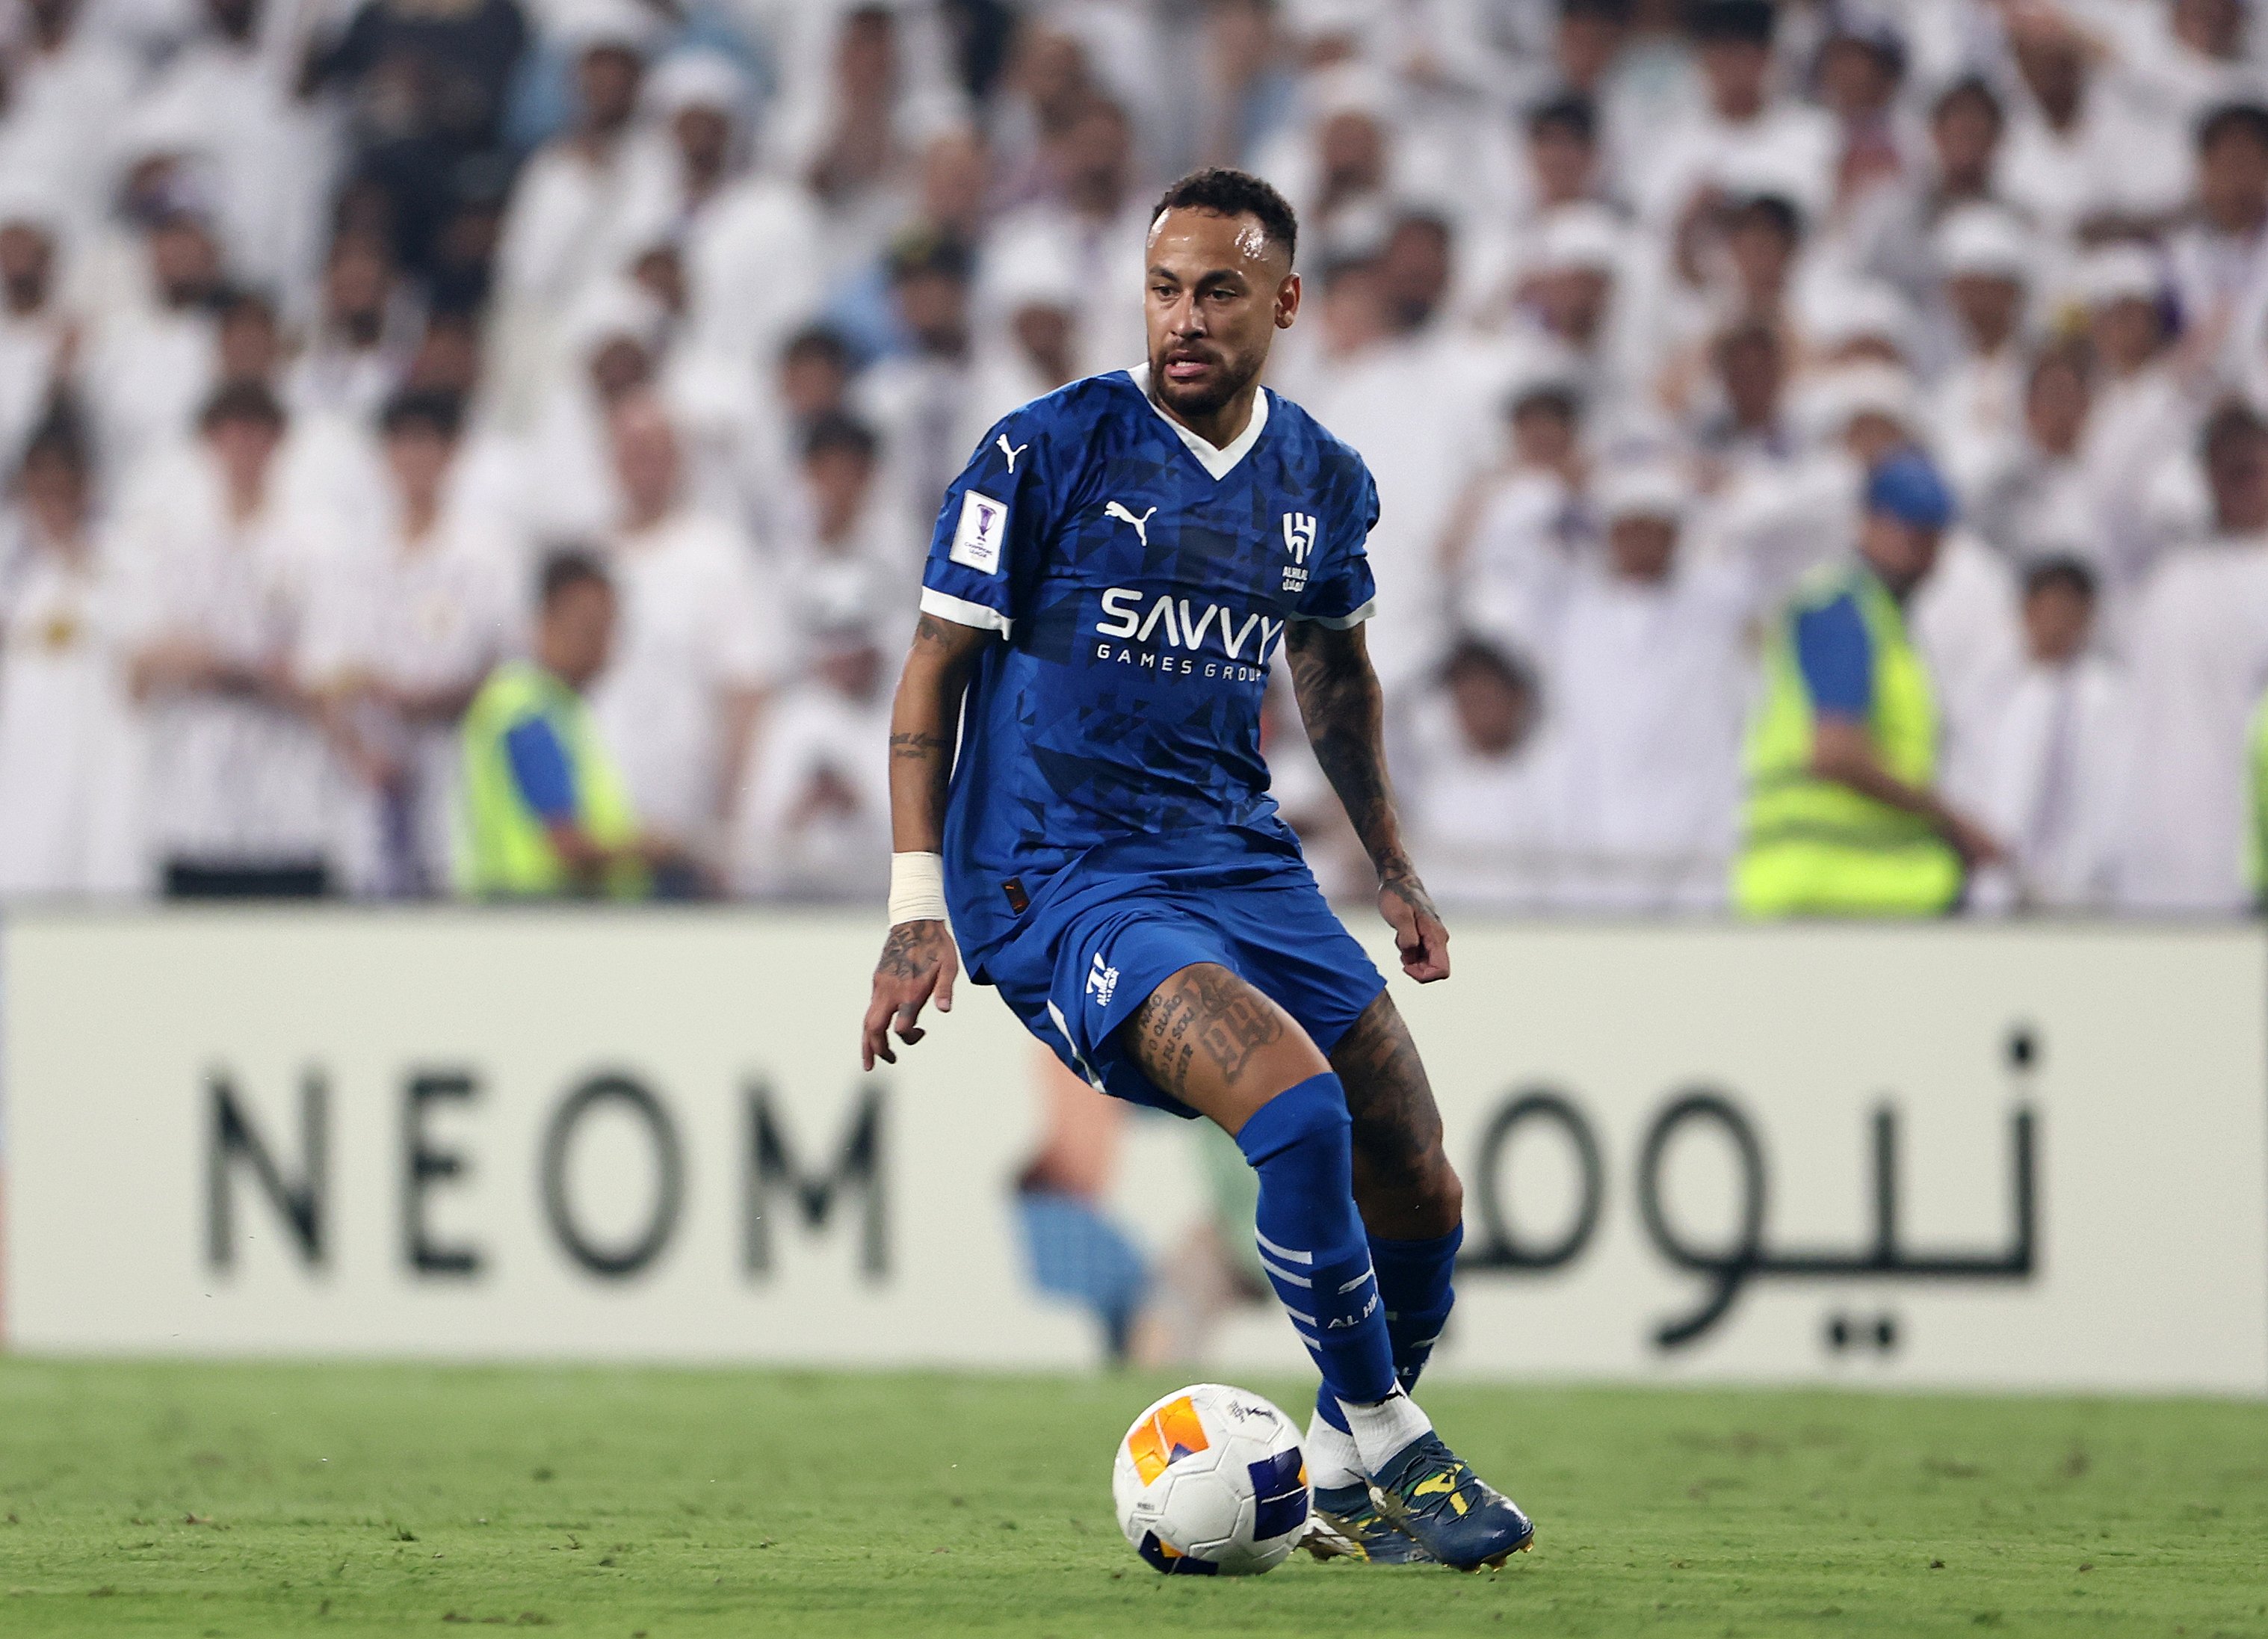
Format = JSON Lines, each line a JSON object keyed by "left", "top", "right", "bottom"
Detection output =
{"left": 1450, "top": 382, "right": 1590, "bottom": 656}
{"left": 83, "top": 211, "right": 226, "bottom": 484}
{"left": 1851, "top": 77, "right": 2011, "bottom": 311}
{"left": 960, "top": 226, "right": 1081, "bottom": 455}
{"left": 1477, "top": 203, "right": 1632, "bottom": 410}
{"left": 789, "top": 4, "right": 939, "bottom": 277}
{"left": 1979, "top": 558, "right": 2128, "bottom": 910}
{"left": 1392, "top": 638, "right": 1560, "bottom": 912}
{"left": 856, "top": 230, "right": 976, "bottom": 530}
{"left": 0, "top": 0, "right": 138, "bottom": 249}
{"left": 133, "top": 0, "right": 333, "bottom": 303}
{"left": 1634, "top": 0, "right": 1835, "bottom": 229}
{"left": 1995, "top": 1, "right": 2189, "bottom": 240}
{"left": 1926, "top": 205, "right": 2034, "bottom": 507}
{"left": 729, "top": 592, "right": 892, "bottom": 901}
{"left": 0, "top": 200, "right": 72, "bottom": 472}
{"left": 1300, "top": 250, "right": 1488, "bottom": 693}
{"left": 1970, "top": 341, "right": 2116, "bottom": 578}
{"left": 652, "top": 49, "right": 826, "bottom": 389}
{"left": 727, "top": 324, "right": 857, "bottom": 546}
{"left": 282, "top": 233, "right": 413, "bottom": 423}
{"left": 118, "top": 381, "right": 338, "bottom": 897}
{"left": 2116, "top": 400, "right": 2268, "bottom": 911}
{"left": 778, "top": 410, "right": 915, "bottom": 656}
{"left": 521, "top": 283, "right": 668, "bottom": 541}
{"left": 1534, "top": 461, "right": 1753, "bottom": 910}
{"left": 2168, "top": 103, "right": 2268, "bottom": 365}
{"left": 0, "top": 413, "right": 143, "bottom": 895}
{"left": 590, "top": 389, "right": 776, "bottom": 864}
{"left": 1817, "top": 18, "right": 1912, "bottom": 226}
{"left": 2077, "top": 242, "right": 2193, "bottom": 593}
{"left": 1191, "top": 0, "right": 1300, "bottom": 173}
{"left": 987, "top": 96, "right": 1151, "bottom": 379}
{"left": 488, "top": 1, "right": 672, "bottom": 427}
{"left": 2113, "top": 0, "right": 2268, "bottom": 135}
{"left": 300, "top": 391, "right": 521, "bottom": 896}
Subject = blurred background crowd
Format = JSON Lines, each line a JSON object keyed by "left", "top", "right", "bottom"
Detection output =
{"left": 3, "top": 0, "right": 2268, "bottom": 913}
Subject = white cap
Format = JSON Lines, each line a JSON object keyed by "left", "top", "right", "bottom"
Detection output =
{"left": 989, "top": 223, "right": 1081, "bottom": 313}
{"left": 552, "top": 0, "right": 661, "bottom": 58}
{"left": 1796, "top": 361, "right": 1918, "bottom": 439}
{"left": 1595, "top": 462, "right": 1687, "bottom": 524}
{"left": 0, "top": 179, "right": 65, "bottom": 239}
{"left": 562, "top": 276, "right": 668, "bottom": 361}
{"left": 1934, "top": 205, "right": 2032, "bottom": 283}
{"left": 1808, "top": 280, "right": 1913, "bottom": 354}
{"left": 1531, "top": 203, "right": 1625, "bottom": 277}
{"left": 645, "top": 49, "right": 747, "bottom": 118}
{"left": 2075, "top": 243, "right": 2160, "bottom": 307}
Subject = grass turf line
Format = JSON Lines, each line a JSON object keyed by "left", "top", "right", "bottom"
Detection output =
{"left": 0, "top": 1362, "right": 2263, "bottom": 1638}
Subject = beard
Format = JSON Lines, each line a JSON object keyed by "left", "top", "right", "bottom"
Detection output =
{"left": 1147, "top": 338, "right": 1264, "bottom": 421}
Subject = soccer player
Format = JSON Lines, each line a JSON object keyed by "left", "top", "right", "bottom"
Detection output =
{"left": 859, "top": 169, "right": 1534, "bottom": 1569}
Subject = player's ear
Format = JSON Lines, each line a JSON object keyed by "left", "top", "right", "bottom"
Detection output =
{"left": 1275, "top": 271, "right": 1302, "bottom": 331}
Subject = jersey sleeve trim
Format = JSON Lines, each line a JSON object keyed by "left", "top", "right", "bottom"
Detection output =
{"left": 1291, "top": 597, "right": 1376, "bottom": 630}
{"left": 920, "top": 587, "right": 1013, "bottom": 635}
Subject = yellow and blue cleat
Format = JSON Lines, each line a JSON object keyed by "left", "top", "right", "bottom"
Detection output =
{"left": 1302, "top": 1481, "right": 1437, "bottom": 1564}
{"left": 1365, "top": 1433, "right": 1534, "bottom": 1571}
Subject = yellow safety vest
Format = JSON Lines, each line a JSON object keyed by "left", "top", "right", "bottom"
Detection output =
{"left": 455, "top": 660, "right": 644, "bottom": 898}
{"left": 1734, "top": 567, "right": 1962, "bottom": 917}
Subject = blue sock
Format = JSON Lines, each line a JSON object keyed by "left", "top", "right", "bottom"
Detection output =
{"left": 1235, "top": 1072, "right": 1397, "bottom": 1408}
{"left": 1373, "top": 1224, "right": 1461, "bottom": 1393}
{"left": 1313, "top": 1224, "right": 1462, "bottom": 1433}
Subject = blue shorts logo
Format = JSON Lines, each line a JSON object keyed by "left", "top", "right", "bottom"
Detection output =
{"left": 1086, "top": 952, "right": 1120, "bottom": 1007}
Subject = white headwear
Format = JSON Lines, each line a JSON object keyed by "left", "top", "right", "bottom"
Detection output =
{"left": 2075, "top": 244, "right": 2161, "bottom": 308}
{"left": 1595, "top": 462, "right": 1687, "bottom": 525}
{"left": 1808, "top": 280, "right": 1914, "bottom": 355}
{"left": 1934, "top": 205, "right": 2032, "bottom": 283}
{"left": 1530, "top": 204, "right": 1625, "bottom": 277}
{"left": 552, "top": 0, "right": 661, "bottom": 58}
{"left": 644, "top": 49, "right": 747, "bottom": 119}
{"left": 1796, "top": 362, "right": 1919, "bottom": 441}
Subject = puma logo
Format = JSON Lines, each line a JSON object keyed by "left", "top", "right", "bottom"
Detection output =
{"left": 1104, "top": 501, "right": 1158, "bottom": 546}
{"left": 995, "top": 434, "right": 1028, "bottom": 472}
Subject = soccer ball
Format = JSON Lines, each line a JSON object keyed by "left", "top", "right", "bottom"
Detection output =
{"left": 1112, "top": 1383, "right": 1308, "bottom": 1575}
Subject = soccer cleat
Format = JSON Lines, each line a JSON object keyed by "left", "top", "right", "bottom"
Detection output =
{"left": 1366, "top": 1433, "right": 1535, "bottom": 1571}
{"left": 1301, "top": 1482, "right": 1437, "bottom": 1564}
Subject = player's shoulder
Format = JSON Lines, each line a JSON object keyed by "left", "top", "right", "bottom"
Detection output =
{"left": 1270, "top": 394, "right": 1370, "bottom": 490}
{"left": 992, "top": 369, "right": 1146, "bottom": 445}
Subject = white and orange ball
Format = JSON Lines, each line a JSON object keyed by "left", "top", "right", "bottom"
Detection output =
{"left": 1111, "top": 1383, "right": 1308, "bottom": 1575}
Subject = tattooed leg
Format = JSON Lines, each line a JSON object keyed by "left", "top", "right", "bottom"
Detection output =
{"left": 1118, "top": 962, "right": 1329, "bottom": 1135}
{"left": 1330, "top": 990, "right": 1462, "bottom": 1239}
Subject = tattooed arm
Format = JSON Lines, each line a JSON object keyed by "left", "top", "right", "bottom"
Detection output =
{"left": 862, "top": 613, "right": 995, "bottom": 1068}
{"left": 1283, "top": 620, "right": 1450, "bottom": 983}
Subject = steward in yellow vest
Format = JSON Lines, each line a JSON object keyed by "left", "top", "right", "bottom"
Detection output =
{"left": 1735, "top": 451, "right": 2004, "bottom": 916}
{"left": 457, "top": 552, "right": 655, "bottom": 898}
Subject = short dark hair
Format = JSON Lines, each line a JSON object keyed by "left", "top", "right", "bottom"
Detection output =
{"left": 19, "top": 401, "right": 91, "bottom": 475}
{"left": 1508, "top": 383, "right": 1583, "bottom": 425}
{"left": 1442, "top": 636, "right": 1537, "bottom": 697}
{"left": 1150, "top": 167, "right": 1300, "bottom": 267}
{"left": 783, "top": 324, "right": 853, "bottom": 371}
{"left": 2202, "top": 398, "right": 2268, "bottom": 460}
{"left": 1727, "top": 192, "right": 1802, "bottom": 242}
{"left": 802, "top": 410, "right": 879, "bottom": 465}
{"left": 380, "top": 388, "right": 463, "bottom": 441}
{"left": 540, "top": 548, "right": 612, "bottom": 608}
{"left": 2198, "top": 100, "right": 2268, "bottom": 154}
{"left": 1527, "top": 94, "right": 1596, "bottom": 143}
{"left": 1932, "top": 75, "right": 2003, "bottom": 129}
{"left": 2023, "top": 555, "right": 2097, "bottom": 602}
{"left": 1690, "top": 0, "right": 1775, "bottom": 46}
{"left": 199, "top": 379, "right": 286, "bottom": 433}
{"left": 887, "top": 229, "right": 974, "bottom": 284}
{"left": 1560, "top": 0, "right": 1633, "bottom": 23}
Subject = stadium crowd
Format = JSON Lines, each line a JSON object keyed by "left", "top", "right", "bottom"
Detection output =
{"left": 1, "top": 0, "right": 2267, "bottom": 913}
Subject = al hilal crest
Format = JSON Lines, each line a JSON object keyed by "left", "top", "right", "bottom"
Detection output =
{"left": 1280, "top": 511, "right": 1317, "bottom": 593}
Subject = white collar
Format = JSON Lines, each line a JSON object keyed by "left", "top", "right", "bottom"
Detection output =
{"left": 1123, "top": 362, "right": 1270, "bottom": 481}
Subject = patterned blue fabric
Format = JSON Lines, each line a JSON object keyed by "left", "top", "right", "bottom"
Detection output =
{"left": 920, "top": 368, "right": 1379, "bottom": 974}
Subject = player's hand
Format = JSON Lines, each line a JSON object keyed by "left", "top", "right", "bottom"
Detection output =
{"left": 1378, "top": 865, "right": 1450, "bottom": 984}
{"left": 861, "top": 918, "right": 959, "bottom": 1069}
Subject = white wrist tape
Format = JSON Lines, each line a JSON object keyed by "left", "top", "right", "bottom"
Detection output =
{"left": 888, "top": 851, "right": 948, "bottom": 926}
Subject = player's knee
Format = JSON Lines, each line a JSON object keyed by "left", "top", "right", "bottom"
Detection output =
{"left": 1353, "top": 1120, "right": 1461, "bottom": 1223}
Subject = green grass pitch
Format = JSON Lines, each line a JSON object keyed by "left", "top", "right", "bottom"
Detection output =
{"left": 1, "top": 1361, "right": 2263, "bottom": 1638}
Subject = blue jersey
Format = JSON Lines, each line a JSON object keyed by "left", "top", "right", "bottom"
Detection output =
{"left": 919, "top": 365, "right": 1380, "bottom": 973}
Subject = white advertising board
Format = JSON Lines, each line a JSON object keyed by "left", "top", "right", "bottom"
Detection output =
{"left": 4, "top": 911, "right": 2264, "bottom": 1394}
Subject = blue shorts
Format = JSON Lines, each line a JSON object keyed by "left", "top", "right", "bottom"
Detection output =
{"left": 983, "top": 863, "right": 1387, "bottom": 1118}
